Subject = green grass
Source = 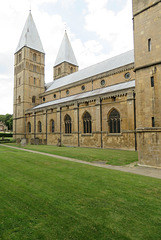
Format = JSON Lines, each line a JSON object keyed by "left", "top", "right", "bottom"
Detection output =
{"left": 6, "top": 144, "right": 138, "bottom": 166}
{"left": 0, "top": 145, "right": 161, "bottom": 240}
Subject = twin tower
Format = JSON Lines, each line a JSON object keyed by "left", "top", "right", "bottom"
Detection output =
{"left": 14, "top": 1, "right": 161, "bottom": 167}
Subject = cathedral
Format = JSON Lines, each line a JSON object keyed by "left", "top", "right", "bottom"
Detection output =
{"left": 13, "top": 0, "right": 161, "bottom": 168}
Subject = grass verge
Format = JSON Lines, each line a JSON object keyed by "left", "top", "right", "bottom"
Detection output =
{"left": 0, "top": 145, "right": 160, "bottom": 240}
{"left": 6, "top": 143, "right": 138, "bottom": 166}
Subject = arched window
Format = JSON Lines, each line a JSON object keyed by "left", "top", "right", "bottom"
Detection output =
{"left": 64, "top": 114, "right": 72, "bottom": 134}
{"left": 28, "top": 122, "right": 31, "bottom": 133}
{"left": 83, "top": 112, "right": 92, "bottom": 133}
{"left": 71, "top": 67, "right": 73, "bottom": 73}
{"left": 18, "top": 96, "right": 21, "bottom": 103}
{"left": 108, "top": 109, "right": 120, "bottom": 133}
{"left": 32, "top": 96, "right": 36, "bottom": 103}
{"left": 50, "top": 119, "right": 55, "bottom": 133}
{"left": 38, "top": 121, "right": 42, "bottom": 133}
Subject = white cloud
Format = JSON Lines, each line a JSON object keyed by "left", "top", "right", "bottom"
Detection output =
{"left": 84, "top": 0, "right": 133, "bottom": 56}
{"left": 0, "top": 0, "right": 134, "bottom": 115}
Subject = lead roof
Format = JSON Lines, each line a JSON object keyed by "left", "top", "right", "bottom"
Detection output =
{"left": 33, "top": 80, "right": 135, "bottom": 110}
{"left": 15, "top": 12, "right": 44, "bottom": 54}
{"left": 47, "top": 50, "right": 134, "bottom": 92}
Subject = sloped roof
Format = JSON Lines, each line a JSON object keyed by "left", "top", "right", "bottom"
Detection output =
{"left": 48, "top": 50, "right": 134, "bottom": 92}
{"left": 33, "top": 80, "right": 135, "bottom": 110}
{"left": 54, "top": 31, "right": 78, "bottom": 67}
{"left": 15, "top": 12, "right": 44, "bottom": 54}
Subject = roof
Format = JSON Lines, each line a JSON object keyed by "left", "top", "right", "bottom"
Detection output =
{"left": 54, "top": 31, "right": 78, "bottom": 67}
{"left": 15, "top": 12, "right": 44, "bottom": 54}
{"left": 33, "top": 80, "right": 135, "bottom": 110}
{"left": 47, "top": 50, "right": 134, "bottom": 92}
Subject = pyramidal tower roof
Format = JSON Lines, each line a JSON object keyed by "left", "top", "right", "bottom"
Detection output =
{"left": 15, "top": 12, "right": 44, "bottom": 54}
{"left": 54, "top": 31, "right": 78, "bottom": 67}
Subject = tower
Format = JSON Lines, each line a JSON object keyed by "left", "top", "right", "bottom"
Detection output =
{"left": 133, "top": 0, "right": 161, "bottom": 167}
{"left": 53, "top": 31, "right": 78, "bottom": 80}
{"left": 13, "top": 12, "right": 45, "bottom": 140}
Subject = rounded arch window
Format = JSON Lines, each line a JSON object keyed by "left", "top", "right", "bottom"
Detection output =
{"left": 66, "top": 90, "right": 69, "bottom": 95}
{"left": 18, "top": 96, "right": 21, "bottom": 103}
{"left": 53, "top": 94, "right": 56, "bottom": 98}
{"left": 108, "top": 109, "right": 120, "bottom": 133}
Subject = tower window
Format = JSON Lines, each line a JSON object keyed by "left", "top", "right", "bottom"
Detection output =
{"left": 43, "top": 97, "right": 45, "bottom": 102}
{"left": 33, "top": 65, "right": 36, "bottom": 72}
{"left": 101, "top": 79, "right": 105, "bottom": 86}
{"left": 71, "top": 67, "right": 73, "bottom": 73}
{"left": 34, "top": 77, "right": 36, "bottom": 85}
{"left": 152, "top": 117, "right": 155, "bottom": 127}
{"left": 64, "top": 114, "right": 72, "bottom": 134}
{"left": 33, "top": 53, "right": 37, "bottom": 62}
{"left": 58, "top": 68, "right": 61, "bottom": 75}
{"left": 148, "top": 38, "right": 151, "bottom": 52}
{"left": 53, "top": 94, "right": 56, "bottom": 98}
{"left": 18, "top": 96, "right": 21, "bottom": 103}
{"left": 108, "top": 109, "right": 120, "bottom": 133}
{"left": 83, "top": 112, "right": 92, "bottom": 134}
{"left": 32, "top": 96, "right": 36, "bottom": 103}
{"left": 151, "top": 76, "right": 154, "bottom": 87}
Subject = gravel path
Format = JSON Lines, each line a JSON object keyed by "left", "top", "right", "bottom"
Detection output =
{"left": 1, "top": 144, "right": 161, "bottom": 179}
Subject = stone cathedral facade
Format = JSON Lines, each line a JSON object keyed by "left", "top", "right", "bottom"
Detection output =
{"left": 13, "top": 0, "right": 161, "bottom": 168}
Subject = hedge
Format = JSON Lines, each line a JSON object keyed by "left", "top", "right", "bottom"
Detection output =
{"left": 0, "top": 133, "right": 13, "bottom": 138}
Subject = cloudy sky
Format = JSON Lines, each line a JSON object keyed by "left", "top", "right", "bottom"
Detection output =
{"left": 0, "top": 0, "right": 133, "bottom": 115}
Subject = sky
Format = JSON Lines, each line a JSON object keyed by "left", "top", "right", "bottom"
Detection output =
{"left": 0, "top": 0, "right": 133, "bottom": 115}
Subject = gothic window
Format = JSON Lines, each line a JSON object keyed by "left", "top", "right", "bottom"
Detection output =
{"left": 32, "top": 96, "right": 36, "bottom": 103}
{"left": 108, "top": 109, "right": 120, "bottom": 133}
{"left": 83, "top": 112, "right": 92, "bottom": 134}
{"left": 33, "top": 53, "right": 37, "bottom": 62}
{"left": 64, "top": 114, "right": 72, "bottom": 134}
{"left": 28, "top": 122, "right": 31, "bottom": 133}
{"left": 50, "top": 119, "right": 55, "bottom": 133}
{"left": 38, "top": 121, "right": 42, "bottom": 133}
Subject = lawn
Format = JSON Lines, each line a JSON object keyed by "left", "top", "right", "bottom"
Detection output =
{"left": 0, "top": 145, "right": 161, "bottom": 240}
{"left": 7, "top": 144, "right": 138, "bottom": 166}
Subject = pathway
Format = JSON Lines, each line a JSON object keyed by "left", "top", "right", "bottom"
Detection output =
{"left": 1, "top": 144, "right": 161, "bottom": 179}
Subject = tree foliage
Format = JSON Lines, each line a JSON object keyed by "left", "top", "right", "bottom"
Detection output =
{"left": 0, "top": 114, "right": 13, "bottom": 131}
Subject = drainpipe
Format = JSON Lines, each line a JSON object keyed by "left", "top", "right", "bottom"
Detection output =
{"left": 46, "top": 110, "right": 48, "bottom": 144}
{"left": 78, "top": 103, "right": 80, "bottom": 147}
{"left": 133, "top": 92, "right": 137, "bottom": 151}
{"left": 100, "top": 98, "right": 103, "bottom": 148}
